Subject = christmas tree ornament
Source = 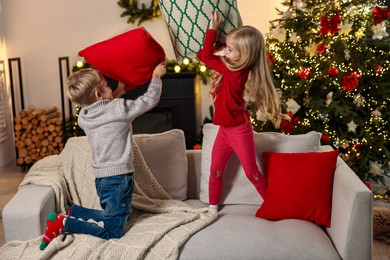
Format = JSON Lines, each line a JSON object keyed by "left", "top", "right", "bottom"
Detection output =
{"left": 319, "top": 13, "right": 341, "bottom": 35}
{"left": 316, "top": 43, "right": 327, "bottom": 54}
{"left": 271, "top": 25, "right": 287, "bottom": 42}
{"left": 293, "top": 0, "right": 307, "bottom": 12}
{"left": 369, "top": 161, "right": 384, "bottom": 177}
{"left": 280, "top": 112, "right": 299, "bottom": 134}
{"left": 256, "top": 109, "right": 267, "bottom": 122}
{"left": 353, "top": 94, "right": 365, "bottom": 107}
{"left": 325, "top": 91, "right": 333, "bottom": 107}
{"left": 341, "top": 141, "right": 349, "bottom": 149}
{"left": 305, "top": 42, "right": 318, "bottom": 56}
{"left": 338, "top": 19, "right": 353, "bottom": 35}
{"left": 347, "top": 120, "right": 358, "bottom": 133}
{"left": 344, "top": 49, "right": 351, "bottom": 60}
{"left": 286, "top": 98, "right": 301, "bottom": 114}
{"left": 283, "top": 10, "right": 292, "bottom": 19}
{"left": 372, "top": 5, "right": 390, "bottom": 24}
{"left": 371, "top": 22, "right": 389, "bottom": 40}
{"left": 355, "top": 28, "right": 365, "bottom": 40}
{"left": 328, "top": 67, "right": 339, "bottom": 77}
{"left": 298, "top": 67, "right": 311, "bottom": 79}
{"left": 371, "top": 109, "right": 382, "bottom": 116}
{"left": 342, "top": 72, "right": 361, "bottom": 92}
{"left": 321, "top": 133, "right": 331, "bottom": 143}
{"left": 289, "top": 33, "right": 299, "bottom": 43}
{"left": 375, "top": 65, "right": 383, "bottom": 74}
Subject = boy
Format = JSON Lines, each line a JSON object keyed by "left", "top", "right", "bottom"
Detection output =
{"left": 40, "top": 62, "right": 166, "bottom": 250}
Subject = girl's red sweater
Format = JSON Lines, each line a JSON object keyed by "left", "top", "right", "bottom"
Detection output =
{"left": 197, "top": 29, "right": 250, "bottom": 127}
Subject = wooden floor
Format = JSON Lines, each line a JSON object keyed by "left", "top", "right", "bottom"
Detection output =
{"left": 0, "top": 163, "right": 389, "bottom": 258}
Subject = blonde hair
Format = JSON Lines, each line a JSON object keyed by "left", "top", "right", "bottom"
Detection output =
{"left": 66, "top": 68, "right": 105, "bottom": 107}
{"left": 211, "top": 25, "right": 287, "bottom": 128}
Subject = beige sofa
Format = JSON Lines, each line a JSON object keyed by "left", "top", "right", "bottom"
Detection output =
{"left": 2, "top": 124, "right": 372, "bottom": 259}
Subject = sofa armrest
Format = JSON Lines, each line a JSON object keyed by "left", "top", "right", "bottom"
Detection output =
{"left": 2, "top": 184, "right": 55, "bottom": 242}
{"left": 326, "top": 157, "right": 373, "bottom": 260}
{"left": 186, "top": 150, "right": 202, "bottom": 200}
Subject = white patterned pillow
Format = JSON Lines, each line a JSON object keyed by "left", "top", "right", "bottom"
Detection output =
{"left": 158, "top": 0, "right": 242, "bottom": 62}
{"left": 200, "top": 123, "right": 322, "bottom": 205}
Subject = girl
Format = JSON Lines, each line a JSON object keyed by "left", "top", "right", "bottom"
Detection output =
{"left": 197, "top": 12, "right": 288, "bottom": 209}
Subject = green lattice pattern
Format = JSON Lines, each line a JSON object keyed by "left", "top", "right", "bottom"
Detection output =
{"left": 158, "top": 0, "right": 242, "bottom": 62}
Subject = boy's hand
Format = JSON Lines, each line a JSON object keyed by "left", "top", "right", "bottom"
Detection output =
{"left": 113, "top": 82, "right": 126, "bottom": 98}
{"left": 152, "top": 62, "right": 167, "bottom": 78}
{"left": 209, "top": 11, "right": 223, "bottom": 30}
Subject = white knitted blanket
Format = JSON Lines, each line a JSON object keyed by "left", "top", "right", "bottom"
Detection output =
{"left": 0, "top": 137, "right": 217, "bottom": 259}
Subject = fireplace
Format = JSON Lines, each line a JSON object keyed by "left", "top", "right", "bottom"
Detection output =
{"left": 121, "top": 72, "right": 197, "bottom": 149}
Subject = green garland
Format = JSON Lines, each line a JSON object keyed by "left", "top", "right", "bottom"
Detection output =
{"left": 117, "top": 0, "right": 161, "bottom": 25}
{"left": 73, "top": 59, "right": 212, "bottom": 84}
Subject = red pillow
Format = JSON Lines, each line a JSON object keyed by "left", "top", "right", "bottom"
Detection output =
{"left": 256, "top": 150, "right": 339, "bottom": 228}
{"left": 78, "top": 27, "right": 166, "bottom": 90}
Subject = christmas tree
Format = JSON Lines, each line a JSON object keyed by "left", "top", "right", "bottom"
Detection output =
{"left": 251, "top": 0, "right": 389, "bottom": 184}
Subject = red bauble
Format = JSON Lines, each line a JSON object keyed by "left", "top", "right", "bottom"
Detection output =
{"left": 316, "top": 43, "right": 327, "bottom": 54}
{"left": 298, "top": 67, "right": 311, "bottom": 79}
{"left": 267, "top": 53, "right": 276, "bottom": 67}
{"left": 342, "top": 72, "right": 361, "bottom": 92}
{"left": 328, "top": 67, "right": 339, "bottom": 77}
{"left": 280, "top": 112, "right": 299, "bottom": 134}
{"left": 375, "top": 65, "right": 382, "bottom": 74}
{"left": 321, "top": 133, "right": 330, "bottom": 143}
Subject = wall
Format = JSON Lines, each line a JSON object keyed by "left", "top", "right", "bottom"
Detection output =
{"left": 0, "top": 0, "right": 282, "bottom": 167}
{"left": 0, "top": 1, "right": 18, "bottom": 167}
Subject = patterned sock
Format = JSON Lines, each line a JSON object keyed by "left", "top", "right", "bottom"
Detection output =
{"left": 39, "top": 213, "right": 66, "bottom": 250}
{"left": 64, "top": 205, "right": 71, "bottom": 215}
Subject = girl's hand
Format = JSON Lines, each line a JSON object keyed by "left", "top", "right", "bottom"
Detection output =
{"left": 209, "top": 11, "right": 223, "bottom": 30}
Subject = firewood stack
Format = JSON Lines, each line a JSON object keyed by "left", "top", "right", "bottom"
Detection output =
{"left": 14, "top": 106, "right": 64, "bottom": 166}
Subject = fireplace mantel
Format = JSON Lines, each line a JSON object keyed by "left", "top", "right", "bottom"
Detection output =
{"left": 123, "top": 72, "right": 197, "bottom": 149}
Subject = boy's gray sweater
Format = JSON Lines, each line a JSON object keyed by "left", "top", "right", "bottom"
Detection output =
{"left": 78, "top": 78, "right": 162, "bottom": 178}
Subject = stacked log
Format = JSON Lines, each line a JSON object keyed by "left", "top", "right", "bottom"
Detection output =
{"left": 14, "top": 107, "right": 64, "bottom": 166}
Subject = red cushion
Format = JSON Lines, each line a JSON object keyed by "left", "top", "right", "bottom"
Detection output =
{"left": 256, "top": 150, "right": 339, "bottom": 227}
{"left": 78, "top": 27, "right": 166, "bottom": 90}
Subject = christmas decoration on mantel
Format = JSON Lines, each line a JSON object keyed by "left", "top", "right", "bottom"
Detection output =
{"left": 117, "top": 0, "right": 161, "bottom": 25}
{"left": 73, "top": 59, "right": 212, "bottom": 84}
{"left": 253, "top": 0, "right": 389, "bottom": 184}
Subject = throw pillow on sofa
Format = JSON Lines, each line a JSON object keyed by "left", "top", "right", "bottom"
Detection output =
{"left": 157, "top": 0, "right": 242, "bottom": 62}
{"left": 199, "top": 123, "right": 322, "bottom": 205}
{"left": 256, "top": 150, "right": 339, "bottom": 227}
{"left": 78, "top": 27, "right": 166, "bottom": 90}
{"left": 133, "top": 129, "right": 188, "bottom": 200}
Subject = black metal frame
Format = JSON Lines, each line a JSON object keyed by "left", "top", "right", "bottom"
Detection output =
{"left": 8, "top": 58, "right": 24, "bottom": 118}
{"left": 58, "top": 57, "right": 71, "bottom": 140}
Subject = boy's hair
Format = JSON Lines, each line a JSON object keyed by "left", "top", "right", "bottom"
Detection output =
{"left": 214, "top": 25, "right": 288, "bottom": 128}
{"left": 66, "top": 68, "right": 105, "bottom": 107}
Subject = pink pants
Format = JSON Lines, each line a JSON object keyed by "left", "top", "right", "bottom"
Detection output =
{"left": 209, "top": 121, "right": 267, "bottom": 205}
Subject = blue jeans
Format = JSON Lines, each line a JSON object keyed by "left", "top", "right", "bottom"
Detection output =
{"left": 63, "top": 173, "right": 134, "bottom": 239}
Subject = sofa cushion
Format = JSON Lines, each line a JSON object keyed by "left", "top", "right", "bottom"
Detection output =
{"left": 133, "top": 129, "right": 188, "bottom": 200}
{"left": 157, "top": 0, "right": 242, "bottom": 61}
{"left": 200, "top": 123, "right": 321, "bottom": 205}
{"left": 179, "top": 204, "right": 340, "bottom": 259}
{"left": 78, "top": 27, "right": 166, "bottom": 90}
{"left": 256, "top": 150, "right": 339, "bottom": 227}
